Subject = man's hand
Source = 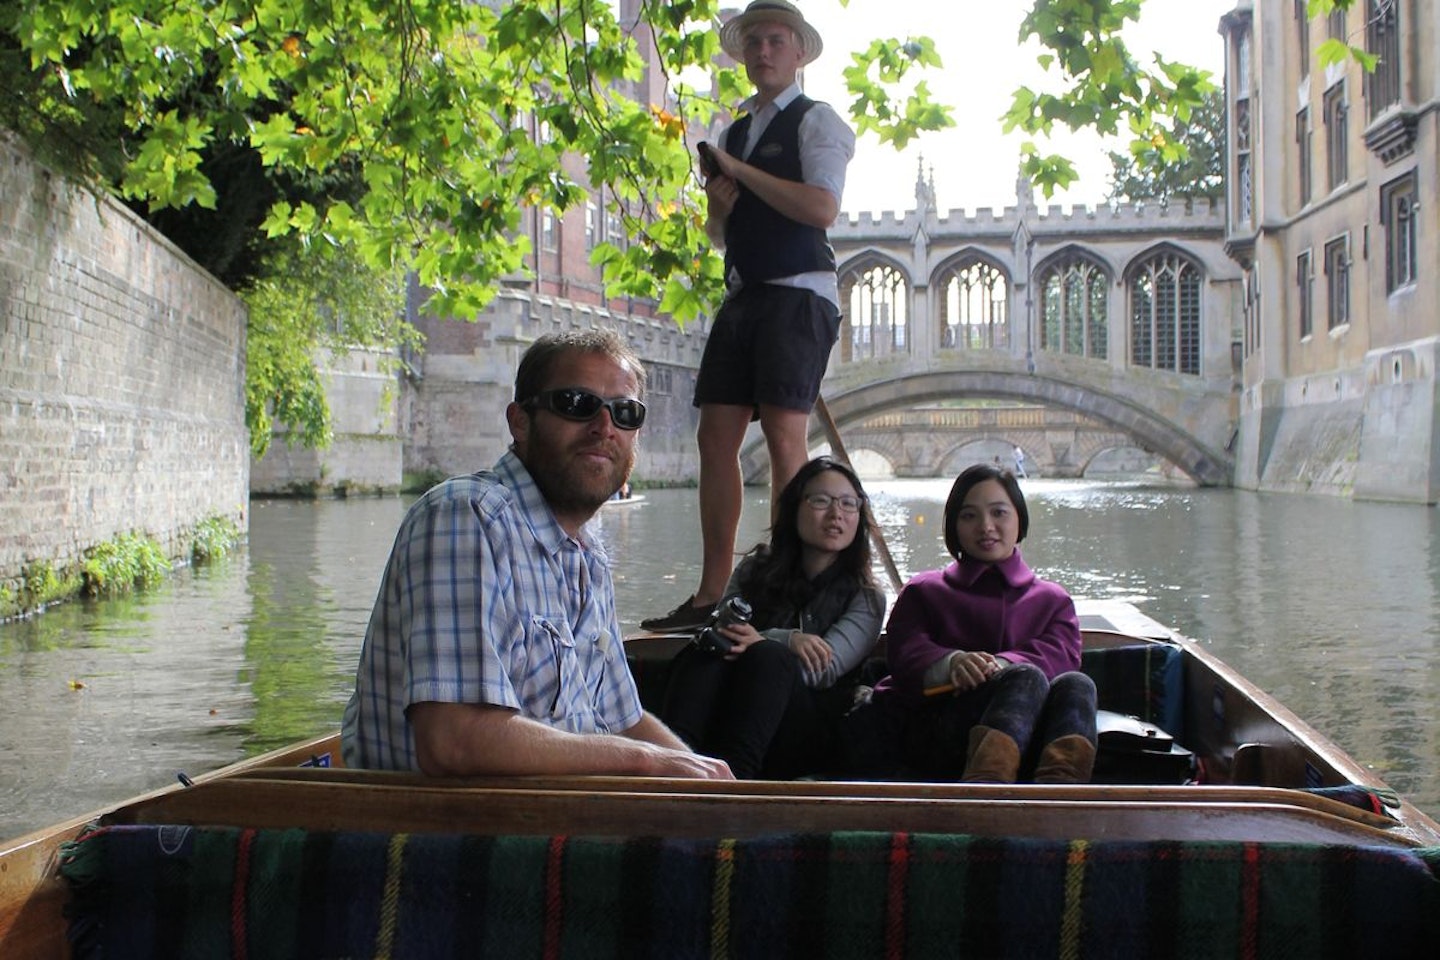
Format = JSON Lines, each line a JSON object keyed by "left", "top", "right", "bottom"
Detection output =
{"left": 642, "top": 747, "right": 735, "bottom": 780}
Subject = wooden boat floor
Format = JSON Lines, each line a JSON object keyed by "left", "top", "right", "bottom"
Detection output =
{"left": 106, "top": 774, "right": 1414, "bottom": 847}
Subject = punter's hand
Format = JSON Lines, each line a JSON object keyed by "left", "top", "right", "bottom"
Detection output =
{"left": 788, "top": 631, "right": 834, "bottom": 677}
{"left": 948, "top": 651, "right": 1002, "bottom": 693}
{"left": 705, "top": 172, "right": 739, "bottom": 218}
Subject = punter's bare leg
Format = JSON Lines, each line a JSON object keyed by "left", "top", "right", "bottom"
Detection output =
{"left": 693, "top": 403, "right": 754, "bottom": 605}
{"left": 758, "top": 404, "right": 812, "bottom": 524}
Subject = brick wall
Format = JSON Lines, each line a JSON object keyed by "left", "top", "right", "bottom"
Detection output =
{"left": 0, "top": 135, "right": 249, "bottom": 596}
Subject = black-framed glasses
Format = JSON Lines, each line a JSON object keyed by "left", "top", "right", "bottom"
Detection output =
{"left": 804, "top": 493, "right": 864, "bottom": 514}
{"left": 522, "top": 388, "right": 647, "bottom": 430}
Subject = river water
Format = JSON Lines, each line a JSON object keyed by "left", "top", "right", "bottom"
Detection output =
{"left": 3, "top": 479, "right": 1438, "bottom": 841}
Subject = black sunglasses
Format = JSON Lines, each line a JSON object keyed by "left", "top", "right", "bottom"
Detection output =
{"left": 522, "top": 388, "right": 647, "bottom": 430}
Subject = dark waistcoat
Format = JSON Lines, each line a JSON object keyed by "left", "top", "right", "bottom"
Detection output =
{"left": 723, "top": 96, "right": 837, "bottom": 285}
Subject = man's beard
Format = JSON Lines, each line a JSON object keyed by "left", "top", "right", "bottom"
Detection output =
{"left": 526, "top": 432, "right": 634, "bottom": 517}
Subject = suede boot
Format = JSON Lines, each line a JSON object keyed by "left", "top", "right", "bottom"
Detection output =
{"left": 1032, "top": 733, "right": 1097, "bottom": 783}
{"left": 961, "top": 725, "right": 1023, "bottom": 783}
{"left": 1027, "top": 671, "right": 1099, "bottom": 784}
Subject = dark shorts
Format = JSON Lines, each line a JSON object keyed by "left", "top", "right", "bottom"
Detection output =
{"left": 693, "top": 284, "right": 841, "bottom": 413}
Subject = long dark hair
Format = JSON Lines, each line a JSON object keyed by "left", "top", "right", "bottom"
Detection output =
{"left": 942, "top": 462, "right": 1029, "bottom": 561}
{"left": 734, "top": 457, "right": 879, "bottom": 624}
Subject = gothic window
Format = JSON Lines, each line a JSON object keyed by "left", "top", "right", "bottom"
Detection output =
{"left": 1296, "top": 250, "right": 1314, "bottom": 340}
{"left": 1324, "top": 82, "right": 1347, "bottom": 190}
{"left": 841, "top": 262, "right": 909, "bottom": 361}
{"left": 1129, "top": 251, "right": 1203, "bottom": 376}
{"left": 1324, "top": 235, "right": 1351, "bottom": 330}
{"left": 938, "top": 257, "right": 1009, "bottom": 350}
{"left": 1367, "top": 0, "right": 1400, "bottom": 119}
{"left": 1039, "top": 254, "right": 1108, "bottom": 360}
{"left": 1382, "top": 173, "right": 1418, "bottom": 292}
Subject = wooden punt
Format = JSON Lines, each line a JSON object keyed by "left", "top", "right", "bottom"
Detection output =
{"left": 4, "top": 612, "right": 1439, "bottom": 958}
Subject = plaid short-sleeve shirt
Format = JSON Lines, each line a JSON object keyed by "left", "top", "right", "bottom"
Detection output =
{"left": 341, "top": 451, "right": 643, "bottom": 770}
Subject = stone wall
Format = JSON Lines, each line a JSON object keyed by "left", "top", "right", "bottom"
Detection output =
{"left": 0, "top": 136, "right": 249, "bottom": 595}
{"left": 250, "top": 347, "right": 403, "bottom": 496}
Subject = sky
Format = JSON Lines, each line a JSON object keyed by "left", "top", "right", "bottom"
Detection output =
{"left": 790, "top": 0, "right": 1236, "bottom": 216}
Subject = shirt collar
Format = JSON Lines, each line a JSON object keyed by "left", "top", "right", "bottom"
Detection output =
{"left": 495, "top": 449, "right": 580, "bottom": 558}
{"left": 947, "top": 547, "right": 1035, "bottom": 590}
{"left": 740, "top": 81, "right": 803, "bottom": 117}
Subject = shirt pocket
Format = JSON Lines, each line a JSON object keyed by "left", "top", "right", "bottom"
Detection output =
{"left": 528, "top": 616, "right": 584, "bottom": 726}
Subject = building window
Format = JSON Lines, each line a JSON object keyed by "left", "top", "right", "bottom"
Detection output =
{"left": 1237, "top": 97, "right": 1253, "bottom": 223}
{"left": 1324, "top": 235, "right": 1350, "bottom": 330}
{"left": 1324, "top": 83, "right": 1347, "bottom": 191}
{"left": 1040, "top": 255, "right": 1108, "bottom": 360}
{"left": 1328, "top": 6, "right": 1346, "bottom": 41}
{"left": 938, "top": 257, "right": 1009, "bottom": 350}
{"left": 605, "top": 210, "right": 624, "bottom": 248}
{"left": 841, "top": 263, "right": 908, "bottom": 361}
{"left": 1381, "top": 173, "right": 1418, "bottom": 292}
{"left": 541, "top": 210, "right": 557, "bottom": 251}
{"left": 1234, "top": 31, "right": 1253, "bottom": 226}
{"left": 1243, "top": 267, "right": 1259, "bottom": 357}
{"left": 1367, "top": 0, "right": 1401, "bottom": 119}
{"left": 1296, "top": 107, "right": 1312, "bottom": 207}
{"left": 1128, "top": 251, "right": 1203, "bottom": 376}
{"left": 1296, "top": 250, "right": 1313, "bottom": 340}
{"left": 1294, "top": 0, "right": 1310, "bottom": 75}
{"left": 585, "top": 203, "right": 597, "bottom": 251}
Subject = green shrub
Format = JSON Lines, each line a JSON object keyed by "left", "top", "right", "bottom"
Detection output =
{"left": 82, "top": 533, "right": 170, "bottom": 597}
{"left": 191, "top": 515, "right": 242, "bottom": 563}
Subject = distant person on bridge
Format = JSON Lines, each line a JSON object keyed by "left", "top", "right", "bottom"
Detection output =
{"left": 643, "top": 0, "right": 856, "bottom": 633}
{"left": 840, "top": 463, "right": 1098, "bottom": 784}
{"left": 340, "top": 329, "right": 732, "bottom": 781}
{"left": 1013, "top": 445, "right": 1028, "bottom": 478}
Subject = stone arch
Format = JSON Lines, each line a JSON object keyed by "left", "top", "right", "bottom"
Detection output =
{"left": 1034, "top": 245, "right": 1112, "bottom": 361}
{"left": 1124, "top": 243, "right": 1206, "bottom": 376}
{"left": 744, "top": 370, "right": 1231, "bottom": 487}
{"left": 932, "top": 248, "right": 1012, "bottom": 353}
{"left": 838, "top": 251, "right": 912, "bottom": 363}
{"left": 1075, "top": 441, "right": 1165, "bottom": 477}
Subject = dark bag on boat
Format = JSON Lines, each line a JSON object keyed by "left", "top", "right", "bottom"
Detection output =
{"left": 1093, "top": 709, "right": 1195, "bottom": 784}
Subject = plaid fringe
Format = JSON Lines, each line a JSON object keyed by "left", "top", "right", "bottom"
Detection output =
{"left": 60, "top": 825, "right": 1440, "bottom": 959}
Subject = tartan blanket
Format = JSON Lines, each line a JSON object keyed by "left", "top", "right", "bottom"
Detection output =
{"left": 61, "top": 825, "right": 1440, "bottom": 959}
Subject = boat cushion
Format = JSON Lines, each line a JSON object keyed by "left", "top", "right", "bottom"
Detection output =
{"left": 1080, "top": 641, "right": 1185, "bottom": 735}
{"left": 60, "top": 824, "right": 1440, "bottom": 958}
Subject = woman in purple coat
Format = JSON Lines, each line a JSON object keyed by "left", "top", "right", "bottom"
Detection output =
{"left": 845, "top": 463, "right": 1097, "bottom": 783}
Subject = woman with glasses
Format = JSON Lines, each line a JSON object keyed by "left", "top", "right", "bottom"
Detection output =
{"left": 659, "top": 457, "right": 885, "bottom": 779}
{"left": 842, "top": 462, "right": 1097, "bottom": 784}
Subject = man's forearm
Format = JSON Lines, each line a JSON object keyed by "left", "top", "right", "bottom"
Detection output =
{"left": 729, "top": 161, "right": 838, "bottom": 228}
{"left": 410, "top": 701, "right": 728, "bottom": 779}
{"left": 621, "top": 710, "right": 690, "bottom": 751}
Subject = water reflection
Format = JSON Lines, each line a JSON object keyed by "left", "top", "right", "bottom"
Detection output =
{"left": 2, "top": 481, "right": 1438, "bottom": 841}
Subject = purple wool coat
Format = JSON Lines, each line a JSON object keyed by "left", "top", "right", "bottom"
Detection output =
{"left": 874, "top": 548, "right": 1081, "bottom": 707}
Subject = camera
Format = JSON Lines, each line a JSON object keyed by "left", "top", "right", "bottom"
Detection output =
{"left": 697, "top": 141, "right": 720, "bottom": 178}
{"left": 693, "top": 596, "right": 752, "bottom": 655}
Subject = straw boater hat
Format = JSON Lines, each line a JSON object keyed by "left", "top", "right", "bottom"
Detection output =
{"left": 719, "top": 0, "right": 825, "bottom": 66}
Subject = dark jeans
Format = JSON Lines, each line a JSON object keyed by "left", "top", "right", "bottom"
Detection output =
{"left": 660, "top": 639, "right": 849, "bottom": 779}
{"left": 841, "top": 664, "right": 1097, "bottom": 781}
